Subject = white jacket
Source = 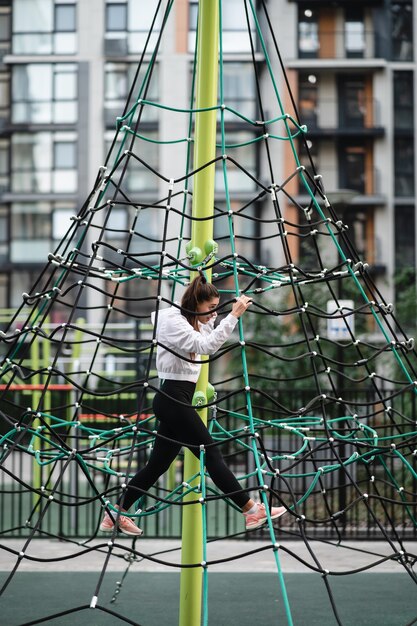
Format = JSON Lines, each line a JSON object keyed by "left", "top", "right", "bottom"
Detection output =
{"left": 151, "top": 305, "right": 238, "bottom": 382}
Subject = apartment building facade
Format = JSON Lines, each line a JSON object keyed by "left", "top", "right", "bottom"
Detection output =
{"left": 0, "top": 0, "right": 415, "bottom": 320}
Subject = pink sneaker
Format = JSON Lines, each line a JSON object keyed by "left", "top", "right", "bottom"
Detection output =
{"left": 100, "top": 507, "right": 143, "bottom": 537}
{"left": 244, "top": 503, "right": 286, "bottom": 531}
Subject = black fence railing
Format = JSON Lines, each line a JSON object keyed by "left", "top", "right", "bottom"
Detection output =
{"left": 1, "top": 387, "right": 416, "bottom": 541}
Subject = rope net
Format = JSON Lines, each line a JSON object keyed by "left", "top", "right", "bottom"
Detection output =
{"left": 0, "top": 1, "right": 416, "bottom": 625}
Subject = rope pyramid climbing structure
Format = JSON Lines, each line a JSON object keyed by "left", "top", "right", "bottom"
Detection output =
{"left": 1, "top": 1, "right": 416, "bottom": 625}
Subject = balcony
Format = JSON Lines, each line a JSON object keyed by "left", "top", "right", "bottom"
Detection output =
{"left": 11, "top": 32, "right": 77, "bottom": 56}
{"left": 297, "top": 165, "right": 385, "bottom": 204}
{"left": 104, "top": 32, "right": 160, "bottom": 57}
{"left": 289, "top": 28, "right": 390, "bottom": 67}
{"left": 299, "top": 97, "right": 384, "bottom": 138}
{"left": 289, "top": 0, "right": 383, "bottom": 4}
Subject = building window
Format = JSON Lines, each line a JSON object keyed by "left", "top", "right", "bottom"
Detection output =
{"left": 12, "top": 0, "right": 77, "bottom": 55}
{"left": 394, "top": 71, "right": 414, "bottom": 130}
{"left": 344, "top": 7, "right": 365, "bottom": 58}
{"left": 0, "top": 205, "right": 8, "bottom": 264}
{"left": 394, "top": 204, "right": 416, "bottom": 327}
{"left": 11, "top": 132, "right": 77, "bottom": 193}
{"left": 298, "top": 6, "right": 319, "bottom": 58}
{"left": 0, "top": 74, "right": 10, "bottom": 121}
{"left": 52, "top": 204, "right": 76, "bottom": 242}
{"left": 394, "top": 137, "right": 414, "bottom": 197}
{"left": 298, "top": 138, "right": 319, "bottom": 195}
{"left": 0, "top": 273, "right": 8, "bottom": 308}
{"left": 298, "top": 73, "right": 318, "bottom": 129}
{"left": 0, "top": 139, "right": 9, "bottom": 193}
{"left": 12, "top": 64, "right": 77, "bottom": 124}
{"left": 10, "top": 201, "right": 76, "bottom": 266}
{"left": 215, "top": 131, "right": 257, "bottom": 193}
{"left": 338, "top": 76, "right": 366, "bottom": 129}
{"left": 391, "top": 1, "right": 413, "bottom": 61}
{"left": 189, "top": 0, "right": 256, "bottom": 54}
{"left": 55, "top": 3, "right": 76, "bottom": 31}
{"left": 104, "top": 62, "right": 159, "bottom": 126}
{"left": 105, "top": 130, "right": 159, "bottom": 194}
{"left": 213, "top": 201, "right": 256, "bottom": 263}
{"left": 395, "top": 205, "right": 415, "bottom": 269}
{"left": 338, "top": 144, "right": 365, "bottom": 194}
{"left": 106, "top": 3, "right": 127, "bottom": 31}
{"left": 10, "top": 270, "right": 49, "bottom": 309}
{"left": 105, "top": 0, "right": 161, "bottom": 56}
{"left": 0, "top": 9, "right": 11, "bottom": 44}
{"left": 221, "top": 63, "right": 257, "bottom": 122}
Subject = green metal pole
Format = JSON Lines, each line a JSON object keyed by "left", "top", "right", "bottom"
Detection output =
{"left": 178, "top": 1, "right": 219, "bottom": 625}
{"left": 31, "top": 337, "right": 42, "bottom": 511}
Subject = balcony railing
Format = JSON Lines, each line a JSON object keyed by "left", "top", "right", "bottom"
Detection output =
{"left": 298, "top": 28, "right": 389, "bottom": 61}
{"left": 12, "top": 32, "right": 77, "bottom": 56}
{"left": 299, "top": 97, "right": 383, "bottom": 134}
{"left": 298, "top": 165, "right": 383, "bottom": 197}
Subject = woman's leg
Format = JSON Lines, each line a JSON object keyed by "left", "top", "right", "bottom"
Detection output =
{"left": 119, "top": 419, "right": 181, "bottom": 511}
{"left": 170, "top": 402, "right": 250, "bottom": 509}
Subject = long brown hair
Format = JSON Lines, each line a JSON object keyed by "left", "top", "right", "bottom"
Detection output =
{"left": 181, "top": 275, "right": 219, "bottom": 331}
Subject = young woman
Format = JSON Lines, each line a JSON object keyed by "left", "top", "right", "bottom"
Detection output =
{"left": 100, "top": 275, "right": 286, "bottom": 536}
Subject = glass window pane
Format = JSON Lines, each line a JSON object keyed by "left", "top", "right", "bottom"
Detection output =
{"left": 54, "top": 141, "right": 76, "bottom": 168}
{"left": 105, "top": 64, "right": 128, "bottom": 99}
{"left": 11, "top": 240, "right": 50, "bottom": 262}
{"left": 55, "top": 4, "right": 76, "bottom": 32}
{"left": 392, "top": 2, "right": 413, "bottom": 61}
{"left": 339, "top": 146, "right": 365, "bottom": 193}
{"left": 54, "top": 32, "right": 76, "bottom": 54}
{"left": 189, "top": 2, "right": 198, "bottom": 31}
{"left": 13, "top": 65, "right": 52, "bottom": 102}
{"left": 0, "top": 141, "right": 8, "bottom": 176}
{"left": 12, "top": 133, "right": 52, "bottom": 170}
{"left": 0, "top": 210, "right": 8, "bottom": 243}
{"left": 12, "top": 204, "right": 50, "bottom": 239}
{"left": 53, "top": 102, "right": 77, "bottom": 123}
{"left": 53, "top": 206, "right": 75, "bottom": 239}
{"left": 29, "top": 102, "right": 52, "bottom": 123}
{"left": 105, "top": 208, "right": 127, "bottom": 238}
{"left": 14, "top": 0, "right": 52, "bottom": 33}
{"left": 0, "top": 14, "right": 10, "bottom": 41}
{"left": 54, "top": 66, "right": 77, "bottom": 100}
{"left": 129, "top": 62, "right": 158, "bottom": 101}
{"left": 53, "top": 169, "right": 76, "bottom": 192}
{"left": 339, "top": 78, "right": 365, "bottom": 128}
{"left": 299, "top": 8, "right": 319, "bottom": 57}
{"left": 128, "top": 31, "right": 158, "bottom": 54}
{"left": 395, "top": 138, "right": 414, "bottom": 196}
{"left": 395, "top": 205, "right": 415, "bottom": 268}
{"left": 345, "top": 23, "right": 365, "bottom": 55}
{"left": 222, "top": 63, "right": 255, "bottom": 120}
{"left": 394, "top": 71, "right": 414, "bottom": 129}
{"left": 13, "top": 32, "right": 52, "bottom": 54}
{"left": 106, "top": 3, "right": 127, "bottom": 31}
{"left": 0, "top": 77, "right": 9, "bottom": 108}
{"left": 12, "top": 133, "right": 52, "bottom": 192}
{"left": 0, "top": 274, "right": 7, "bottom": 305}
{"left": 128, "top": 0, "right": 160, "bottom": 31}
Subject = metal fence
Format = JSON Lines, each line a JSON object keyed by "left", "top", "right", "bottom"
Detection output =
{"left": 1, "top": 387, "right": 416, "bottom": 541}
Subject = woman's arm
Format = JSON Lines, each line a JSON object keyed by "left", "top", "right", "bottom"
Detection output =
{"left": 162, "top": 295, "right": 252, "bottom": 355}
{"left": 164, "top": 313, "right": 237, "bottom": 355}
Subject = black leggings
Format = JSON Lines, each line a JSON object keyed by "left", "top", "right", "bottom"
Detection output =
{"left": 119, "top": 380, "right": 250, "bottom": 511}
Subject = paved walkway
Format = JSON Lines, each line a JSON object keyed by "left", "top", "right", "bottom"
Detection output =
{"left": 0, "top": 537, "right": 415, "bottom": 574}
